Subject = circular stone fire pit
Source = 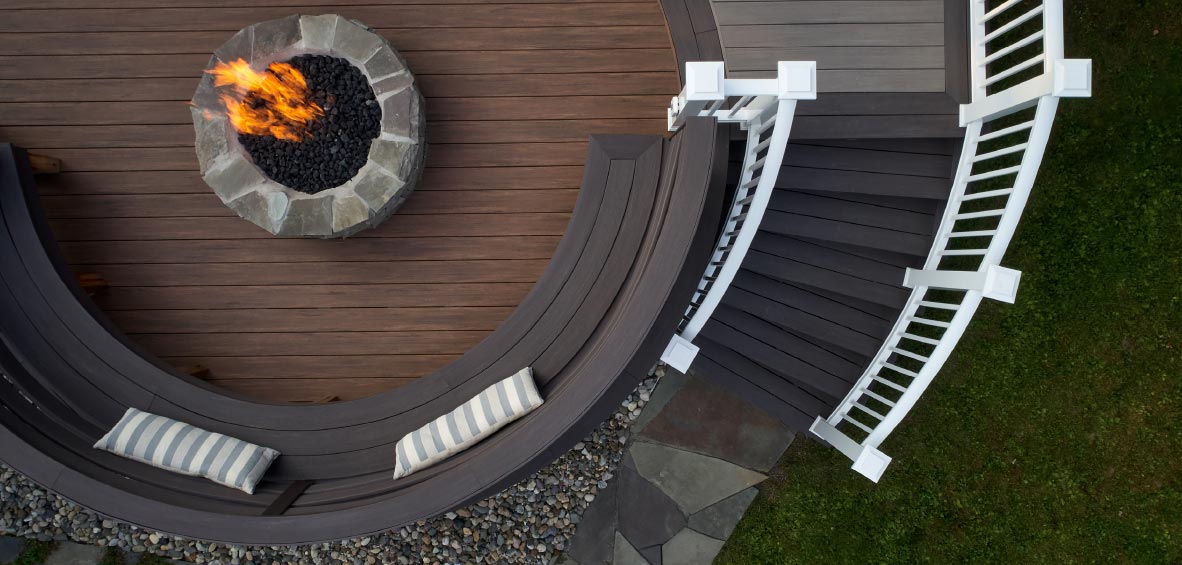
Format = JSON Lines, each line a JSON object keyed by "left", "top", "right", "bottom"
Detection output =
{"left": 191, "top": 15, "right": 425, "bottom": 238}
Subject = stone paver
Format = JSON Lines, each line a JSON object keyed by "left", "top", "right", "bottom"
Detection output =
{"left": 688, "top": 487, "right": 759, "bottom": 540}
{"left": 0, "top": 536, "right": 25, "bottom": 564}
{"left": 661, "top": 528, "right": 725, "bottom": 565}
{"left": 566, "top": 480, "right": 619, "bottom": 565}
{"left": 612, "top": 532, "right": 648, "bottom": 565}
{"left": 630, "top": 370, "right": 686, "bottom": 433}
{"left": 636, "top": 374, "right": 793, "bottom": 472}
{"left": 637, "top": 544, "right": 662, "bottom": 565}
{"left": 615, "top": 464, "right": 685, "bottom": 550}
{"left": 44, "top": 542, "right": 103, "bottom": 565}
{"left": 564, "top": 372, "right": 789, "bottom": 564}
{"left": 630, "top": 441, "right": 766, "bottom": 515}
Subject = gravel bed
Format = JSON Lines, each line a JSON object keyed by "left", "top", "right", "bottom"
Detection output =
{"left": 0, "top": 371, "right": 662, "bottom": 565}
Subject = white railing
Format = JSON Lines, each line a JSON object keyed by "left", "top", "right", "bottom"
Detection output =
{"left": 660, "top": 61, "right": 817, "bottom": 373}
{"left": 810, "top": 0, "right": 1091, "bottom": 481}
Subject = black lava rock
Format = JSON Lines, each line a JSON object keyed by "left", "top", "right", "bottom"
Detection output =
{"left": 239, "top": 54, "right": 382, "bottom": 194}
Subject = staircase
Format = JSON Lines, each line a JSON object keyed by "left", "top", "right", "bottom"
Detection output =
{"left": 692, "top": 138, "right": 957, "bottom": 432}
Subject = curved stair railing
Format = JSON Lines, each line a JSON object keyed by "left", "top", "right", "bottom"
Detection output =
{"left": 660, "top": 60, "right": 817, "bottom": 372}
{"left": 809, "top": 0, "right": 1092, "bottom": 481}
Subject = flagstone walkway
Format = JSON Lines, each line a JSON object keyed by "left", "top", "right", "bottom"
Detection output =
{"left": 563, "top": 370, "right": 795, "bottom": 565}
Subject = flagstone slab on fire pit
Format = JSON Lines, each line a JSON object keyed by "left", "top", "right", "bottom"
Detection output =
{"left": 191, "top": 14, "right": 425, "bottom": 238}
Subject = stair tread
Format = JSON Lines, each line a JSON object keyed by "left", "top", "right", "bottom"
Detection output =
{"left": 788, "top": 235, "right": 925, "bottom": 269}
{"left": 783, "top": 144, "right": 955, "bottom": 178}
{"left": 722, "top": 287, "right": 882, "bottom": 359}
{"left": 753, "top": 232, "right": 916, "bottom": 281}
{"left": 762, "top": 210, "right": 932, "bottom": 256}
{"left": 786, "top": 281, "right": 901, "bottom": 321}
{"left": 743, "top": 251, "right": 908, "bottom": 310}
{"left": 730, "top": 270, "right": 891, "bottom": 353}
{"left": 772, "top": 166, "right": 951, "bottom": 199}
{"left": 692, "top": 348, "right": 825, "bottom": 432}
{"left": 706, "top": 306, "right": 863, "bottom": 397}
{"left": 790, "top": 188, "right": 943, "bottom": 215}
{"left": 769, "top": 190, "right": 937, "bottom": 235}
{"left": 690, "top": 349, "right": 822, "bottom": 432}
{"left": 791, "top": 137, "right": 961, "bottom": 156}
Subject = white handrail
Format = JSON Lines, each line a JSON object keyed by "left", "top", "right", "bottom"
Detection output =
{"left": 659, "top": 61, "right": 817, "bottom": 373}
{"left": 810, "top": 0, "right": 1091, "bottom": 481}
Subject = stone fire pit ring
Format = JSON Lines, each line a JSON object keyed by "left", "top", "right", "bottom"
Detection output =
{"left": 191, "top": 14, "right": 426, "bottom": 238}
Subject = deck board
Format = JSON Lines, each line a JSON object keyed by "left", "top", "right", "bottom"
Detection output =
{"left": 709, "top": 0, "right": 963, "bottom": 138}
{"left": 0, "top": 2, "right": 678, "bottom": 402}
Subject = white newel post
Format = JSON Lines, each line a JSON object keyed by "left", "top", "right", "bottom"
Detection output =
{"left": 809, "top": 418, "right": 893, "bottom": 482}
{"left": 669, "top": 62, "right": 725, "bottom": 132}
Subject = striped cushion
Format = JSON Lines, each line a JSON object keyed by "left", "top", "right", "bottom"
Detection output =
{"left": 393, "top": 367, "right": 544, "bottom": 480}
{"left": 93, "top": 408, "right": 279, "bottom": 494}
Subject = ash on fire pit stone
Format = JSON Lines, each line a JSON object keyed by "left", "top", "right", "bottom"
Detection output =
{"left": 192, "top": 14, "right": 425, "bottom": 239}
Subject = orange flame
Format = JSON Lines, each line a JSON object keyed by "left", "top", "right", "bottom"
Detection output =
{"left": 205, "top": 59, "right": 322, "bottom": 142}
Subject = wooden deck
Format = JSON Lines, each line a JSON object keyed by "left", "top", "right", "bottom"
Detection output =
{"left": 0, "top": 1, "right": 679, "bottom": 403}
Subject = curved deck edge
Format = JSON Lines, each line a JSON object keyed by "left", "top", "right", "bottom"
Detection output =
{"left": 0, "top": 119, "right": 727, "bottom": 544}
{"left": 658, "top": 0, "right": 722, "bottom": 85}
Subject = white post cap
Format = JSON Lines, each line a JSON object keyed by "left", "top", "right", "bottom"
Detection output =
{"left": 684, "top": 62, "right": 726, "bottom": 101}
{"left": 777, "top": 61, "right": 817, "bottom": 100}
{"left": 1053, "top": 59, "right": 1093, "bottom": 98}
{"left": 981, "top": 264, "right": 1022, "bottom": 303}
{"left": 661, "top": 334, "right": 699, "bottom": 373}
{"left": 851, "top": 446, "right": 892, "bottom": 482}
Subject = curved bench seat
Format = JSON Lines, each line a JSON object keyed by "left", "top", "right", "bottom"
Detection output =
{"left": 0, "top": 117, "right": 727, "bottom": 544}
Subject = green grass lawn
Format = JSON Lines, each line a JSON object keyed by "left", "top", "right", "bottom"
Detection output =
{"left": 717, "top": 1, "right": 1182, "bottom": 562}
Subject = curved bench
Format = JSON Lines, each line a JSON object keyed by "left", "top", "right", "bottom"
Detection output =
{"left": 0, "top": 117, "right": 727, "bottom": 544}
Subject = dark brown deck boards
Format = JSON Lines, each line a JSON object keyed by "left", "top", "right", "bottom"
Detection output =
{"left": 0, "top": 2, "right": 679, "bottom": 402}
{"left": 691, "top": 137, "right": 958, "bottom": 429}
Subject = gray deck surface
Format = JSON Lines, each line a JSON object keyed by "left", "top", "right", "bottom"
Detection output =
{"left": 706, "top": 0, "right": 966, "bottom": 138}
{"left": 712, "top": 0, "right": 945, "bottom": 92}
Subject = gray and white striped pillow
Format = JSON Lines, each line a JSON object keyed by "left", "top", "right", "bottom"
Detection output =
{"left": 393, "top": 367, "right": 544, "bottom": 480}
{"left": 94, "top": 408, "right": 279, "bottom": 494}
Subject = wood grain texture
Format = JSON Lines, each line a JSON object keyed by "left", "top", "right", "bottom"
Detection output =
{"left": 0, "top": 1, "right": 679, "bottom": 402}
{"left": 0, "top": 121, "right": 726, "bottom": 542}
